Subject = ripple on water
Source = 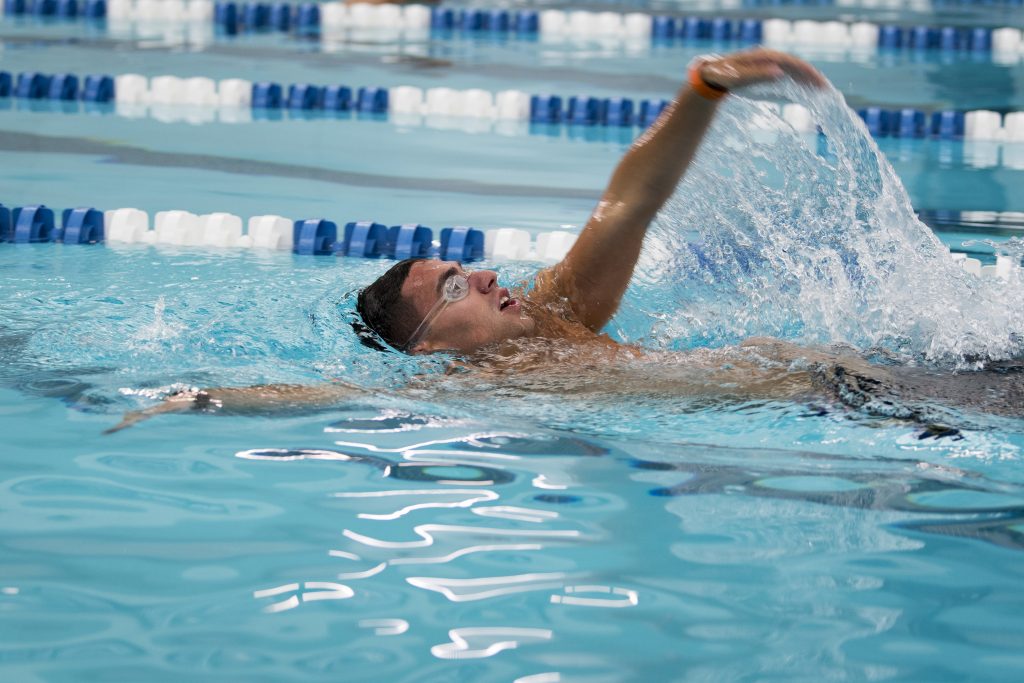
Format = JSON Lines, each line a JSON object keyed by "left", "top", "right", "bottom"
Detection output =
{"left": 2, "top": 476, "right": 282, "bottom": 530}
{"left": 293, "top": 645, "right": 415, "bottom": 677}
{"left": 91, "top": 454, "right": 227, "bottom": 478}
{"left": 165, "top": 647, "right": 275, "bottom": 671}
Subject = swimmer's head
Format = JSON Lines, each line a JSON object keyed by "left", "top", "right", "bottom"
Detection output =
{"left": 356, "top": 258, "right": 534, "bottom": 355}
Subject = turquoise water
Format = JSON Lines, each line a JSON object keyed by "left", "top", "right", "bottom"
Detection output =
{"left": 3, "top": 7, "right": 1024, "bottom": 682}
{"left": 2, "top": 244, "right": 1024, "bottom": 681}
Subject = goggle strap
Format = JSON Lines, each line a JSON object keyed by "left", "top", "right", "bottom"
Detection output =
{"left": 402, "top": 297, "right": 451, "bottom": 351}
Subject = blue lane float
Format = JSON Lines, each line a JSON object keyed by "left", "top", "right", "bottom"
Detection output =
{"left": 323, "top": 85, "right": 352, "bottom": 112}
{"left": 895, "top": 109, "right": 927, "bottom": 139}
{"left": 294, "top": 2, "right": 320, "bottom": 34}
{"left": 242, "top": 2, "right": 270, "bottom": 30}
{"left": 639, "top": 99, "right": 670, "bottom": 128}
{"left": 568, "top": 96, "right": 601, "bottom": 126}
{"left": 82, "top": 74, "right": 114, "bottom": 103}
{"left": 269, "top": 2, "right": 290, "bottom": 31}
{"left": 909, "top": 26, "right": 938, "bottom": 50}
{"left": 356, "top": 87, "right": 388, "bottom": 114}
{"left": 32, "top": 0, "right": 58, "bottom": 16}
{"left": 429, "top": 7, "right": 537, "bottom": 35}
{"left": 16, "top": 72, "right": 52, "bottom": 100}
{"left": 858, "top": 107, "right": 892, "bottom": 138}
{"left": 0, "top": 204, "right": 104, "bottom": 244}
{"left": 12, "top": 205, "right": 57, "bottom": 243}
{"left": 857, "top": 108, "right": 971, "bottom": 140}
{"left": 388, "top": 224, "right": 433, "bottom": 260}
{"left": 252, "top": 82, "right": 283, "bottom": 109}
{"left": 215, "top": 1, "right": 238, "bottom": 35}
{"left": 293, "top": 218, "right": 336, "bottom": 255}
{"left": 287, "top": 83, "right": 323, "bottom": 110}
{"left": 0, "top": 70, "right": 112, "bottom": 102}
{"left": 602, "top": 97, "right": 634, "bottom": 127}
{"left": 440, "top": 227, "right": 484, "bottom": 262}
{"left": 340, "top": 221, "right": 388, "bottom": 258}
{"left": 931, "top": 110, "right": 966, "bottom": 139}
{"left": 530, "top": 95, "right": 563, "bottom": 124}
{"left": 458, "top": 8, "right": 485, "bottom": 32}
{"left": 486, "top": 9, "right": 510, "bottom": 33}
{"left": 514, "top": 10, "right": 538, "bottom": 34}
{"left": 430, "top": 7, "right": 454, "bottom": 31}
{"left": 48, "top": 74, "right": 79, "bottom": 101}
{"left": 0, "top": 205, "right": 11, "bottom": 243}
{"left": 61, "top": 208, "right": 104, "bottom": 244}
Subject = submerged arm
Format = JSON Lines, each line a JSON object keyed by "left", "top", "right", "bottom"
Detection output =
{"left": 104, "top": 383, "right": 362, "bottom": 434}
{"left": 530, "top": 49, "right": 825, "bottom": 331}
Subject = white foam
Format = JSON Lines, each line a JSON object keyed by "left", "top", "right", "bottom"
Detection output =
{"left": 641, "top": 79, "right": 1024, "bottom": 364}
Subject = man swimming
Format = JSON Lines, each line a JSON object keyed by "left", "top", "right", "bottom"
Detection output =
{"left": 104, "top": 48, "right": 1022, "bottom": 433}
{"left": 355, "top": 49, "right": 825, "bottom": 356}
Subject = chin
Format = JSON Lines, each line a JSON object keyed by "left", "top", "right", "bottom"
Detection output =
{"left": 514, "top": 315, "right": 536, "bottom": 336}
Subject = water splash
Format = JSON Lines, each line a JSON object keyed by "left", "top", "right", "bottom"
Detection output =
{"left": 965, "top": 236, "right": 1024, "bottom": 262}
{"left": 134, "top": 296, "right": 185, "bottom": 345}
{"left": 629, "top": 80, "right": 1024, "bottom": 366}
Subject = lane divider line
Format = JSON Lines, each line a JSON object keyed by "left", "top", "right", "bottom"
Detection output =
{"left": 4, "top": 69, "right": 1024, "bottom": 144}
{"left": 0, "top": 201, "right": 1019, "bottom": 279}
{"left": 0, "top": 201, "right": 579, "bottom": 263}
{"left": 3, "top": 2, "right": 1024, "bottom": 60}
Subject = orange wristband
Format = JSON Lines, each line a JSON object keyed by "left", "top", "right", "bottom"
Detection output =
{"left": 688, "top": 65, "right": 728, "bottom": 101}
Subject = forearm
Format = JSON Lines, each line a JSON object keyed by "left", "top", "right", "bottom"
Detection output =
{"left": 545, "top": 83, "right": 721, "bottom": 329}
{"left": 105, "top": 382, "right": 361, "bottom": 434}
{"left": 601, "top": 85, "right": 721, "bottom": 220}
{"left": 201, "top": 383, "right": 360, "bottom": 412}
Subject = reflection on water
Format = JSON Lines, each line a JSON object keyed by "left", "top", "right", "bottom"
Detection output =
{"left": 634, "top": 446, "right": 1024, "bottom": 551}
{"left": 1, "top": 391, "right": 1023, "bottom": 680}
{"left": 216, "top": 405, "right": 1024, "bottom": 680}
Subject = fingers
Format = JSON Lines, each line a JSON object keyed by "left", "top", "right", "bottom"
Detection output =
{"left": 103, "top": 410, "right": 147, "bottom": 435}
{"left": 102, "top": 395, "right": 197, "bottom": 435}
{"left": 767, "top": 52, "right": 828, "bottom": 88}
{"left": 703, "top": 48, "right": 828, "bottom": 90}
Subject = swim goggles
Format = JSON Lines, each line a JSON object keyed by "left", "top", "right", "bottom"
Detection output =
{"left": 402, "top": 271, "right": 471, "bottom": 350}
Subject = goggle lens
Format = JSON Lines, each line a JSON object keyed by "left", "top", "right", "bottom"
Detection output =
{"left": 402, "top": 272, "right": 471, "bottom": 350}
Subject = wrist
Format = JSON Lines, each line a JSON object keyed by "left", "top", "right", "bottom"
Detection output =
{"left": 688, "top": 59, "right": 728, "bottom": 102}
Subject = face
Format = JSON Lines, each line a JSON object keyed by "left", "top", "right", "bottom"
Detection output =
{"left": 400, "top": 261, "right": 535, "bottom": 354}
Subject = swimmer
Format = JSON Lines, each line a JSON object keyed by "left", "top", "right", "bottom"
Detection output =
{"left": 104, "top": 49, "right": 1022, "bottom": 433}
{"left": 354, "top": 49, "right": 825, "bottom": 358}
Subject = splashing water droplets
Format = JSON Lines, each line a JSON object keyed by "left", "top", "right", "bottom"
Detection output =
{"left": 135, "top": 295, "right": 185, "bottom": 345}
{"left": 635, "top": 80, "right": 1024, "bottom": 365}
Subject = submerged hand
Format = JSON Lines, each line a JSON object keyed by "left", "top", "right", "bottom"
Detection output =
{"left": 103, "top": 390, "right": 207, "bottom": 434}
{"left": 697, "top": 48, "right": 827, "bottom": 92}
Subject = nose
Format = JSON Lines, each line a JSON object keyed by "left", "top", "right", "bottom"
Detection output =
{"left": 469, "top": 269, "right": 497, "bottom": 294}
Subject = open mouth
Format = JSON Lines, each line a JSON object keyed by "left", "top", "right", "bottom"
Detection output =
{"left": 499, "top": 289, "right": 517, "bottom": 312}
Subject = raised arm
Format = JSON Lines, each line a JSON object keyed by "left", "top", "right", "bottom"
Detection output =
{"left": 530, "top": 49, "right": 825, "bottom": 331}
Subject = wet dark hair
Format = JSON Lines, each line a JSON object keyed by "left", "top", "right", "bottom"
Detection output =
{"left": 354, "top": 258, "right": 425, "bottom": 352}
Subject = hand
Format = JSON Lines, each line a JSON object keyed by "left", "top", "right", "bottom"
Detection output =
{"left": 103, "top": 389, "right": 206, "bottom": 434}
{"left": 697, "top": 48, "right": 827, "bottom": 92}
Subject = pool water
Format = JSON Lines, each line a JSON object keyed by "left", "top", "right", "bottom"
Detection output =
{"left": 3, "top": 5, "right": 1024, "bottom": 682}
{"left": 3, "top": 243, "right": 1023, "bottom": 681}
